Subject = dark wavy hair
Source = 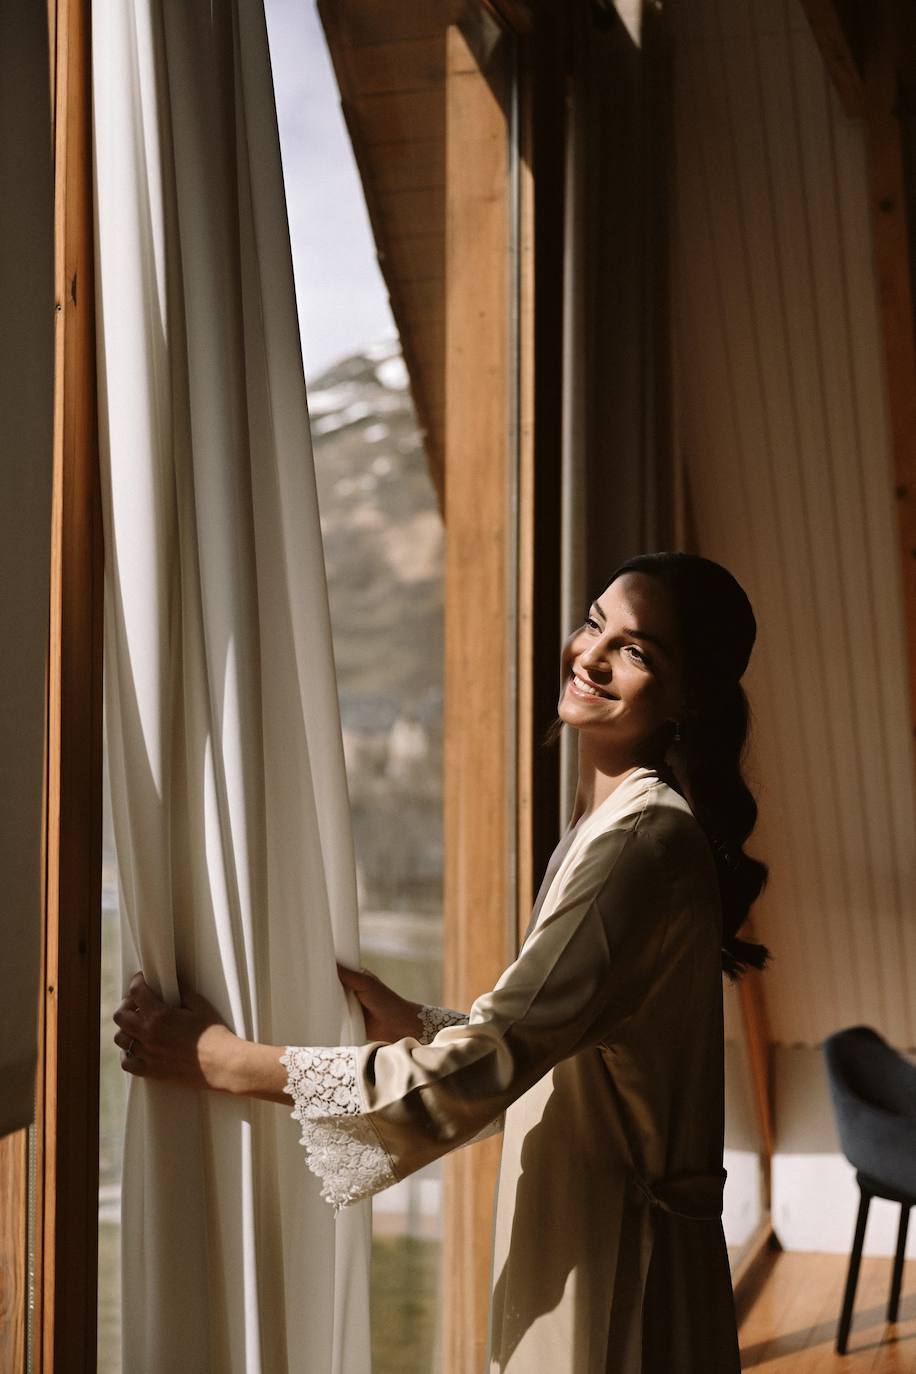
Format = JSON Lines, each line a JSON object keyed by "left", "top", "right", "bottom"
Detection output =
{"left": 553, "top": 550, "right": 771, "bottom": 980}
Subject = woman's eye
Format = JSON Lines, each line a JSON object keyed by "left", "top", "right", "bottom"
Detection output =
{"left": 584, "top": 616, "right": 601, "bottom": 630}
{"left": 624, "top": 645, "right": 648, "bottom": 665}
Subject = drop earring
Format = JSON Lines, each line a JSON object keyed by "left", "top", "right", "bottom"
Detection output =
{"left": 673, "top": 719, "right": 681, "bottom": 742}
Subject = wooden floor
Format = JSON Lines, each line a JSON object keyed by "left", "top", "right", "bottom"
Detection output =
{"left": 740, "top": 1252, "right": 916, "bottom": 1371}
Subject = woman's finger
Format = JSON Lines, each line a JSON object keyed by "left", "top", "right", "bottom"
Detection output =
{"left": 113, "top": 1006, "right": 142, "bottom": 1034}
{"left": 337, "top": 963, "right": 375, "bottom": 990}
{"left": 113, "top": 1029, "right": 138, "bottom": 1054}
{"left": 128, "top": 971, "right": 163, "bottom": 1013}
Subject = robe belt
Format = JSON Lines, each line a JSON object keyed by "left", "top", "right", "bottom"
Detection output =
{"left": 629, "top": 1166, "right": 727, "bottom": 1221}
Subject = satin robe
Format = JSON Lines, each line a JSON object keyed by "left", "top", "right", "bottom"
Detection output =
{"left": 283, "top": 764, "right": 741, "bottom": 1373}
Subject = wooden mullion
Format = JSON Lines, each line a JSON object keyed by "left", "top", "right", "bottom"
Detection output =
{"left": 34, "top": 0, "right": 104, "bottom": 1369}
{"left": 441, "top": 9, "right": 516, "bottom": 1371}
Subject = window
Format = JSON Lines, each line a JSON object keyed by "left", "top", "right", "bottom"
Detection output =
{"left": 267, "top": 5, "right": 447, "bottom": 1367}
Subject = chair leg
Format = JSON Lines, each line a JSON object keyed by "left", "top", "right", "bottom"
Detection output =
{"left": 887, "top": 1204, "right": 910, "bottom": 1323}
{"left": 837, "top": 1186, "right": 871, "bottom": 1355}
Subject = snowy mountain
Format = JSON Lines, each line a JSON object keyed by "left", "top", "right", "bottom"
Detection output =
{"left": 309, "top": 340, "right": 444, "bottom": 913}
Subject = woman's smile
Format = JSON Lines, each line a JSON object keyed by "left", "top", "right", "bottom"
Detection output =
{"left": 566, "top": 672, "right": 619, "bottom": 701}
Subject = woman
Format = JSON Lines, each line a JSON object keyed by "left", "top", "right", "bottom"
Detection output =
{"left": 114, "top": 550, "right": 769, "bottom": 1373}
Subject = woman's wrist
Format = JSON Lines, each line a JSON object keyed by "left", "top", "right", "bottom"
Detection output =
{"left": 195, "top": 1023, "right": 247, "bottom": 1094}
{"left": 223, "top": 1036, "right": 290, "bottom": 1102}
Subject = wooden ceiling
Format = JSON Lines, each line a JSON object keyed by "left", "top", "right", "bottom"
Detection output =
{"left": 316, "top": 0, "right": 447, "bottom": 509}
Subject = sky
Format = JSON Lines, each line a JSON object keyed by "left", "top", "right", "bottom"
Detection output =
{"left": 263, "top": 0, "right": 396, "bottom": 382}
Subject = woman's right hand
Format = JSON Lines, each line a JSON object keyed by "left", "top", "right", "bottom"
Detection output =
{"left": 337, "top": 964, "right": 424, "bottom": 1043}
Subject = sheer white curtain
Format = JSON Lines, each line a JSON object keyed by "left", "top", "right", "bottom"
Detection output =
{"left": 92, "top": 3, "right": 371, "bottom": 1369}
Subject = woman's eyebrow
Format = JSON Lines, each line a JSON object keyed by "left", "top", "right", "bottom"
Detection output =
{"left": 591, "top": 605, "right": 670, "bottom": 656}
{"left": 623, "top": 627, "right": 669, "bottom": 655}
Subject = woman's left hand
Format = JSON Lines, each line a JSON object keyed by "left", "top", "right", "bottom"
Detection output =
{"left": 113, "top": 972, "right": 241, "bottom": 1094}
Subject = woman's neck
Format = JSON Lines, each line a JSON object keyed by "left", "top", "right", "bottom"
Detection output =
{"left": 570, "top": 736, "right": 666, "bottom": 825}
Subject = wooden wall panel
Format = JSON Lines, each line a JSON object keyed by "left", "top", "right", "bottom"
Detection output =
{"left": 673, "top": 0, "right": 916, "bottom": 1050}
{"left": 865, "top": 0, "right": 916, "bottom": 760}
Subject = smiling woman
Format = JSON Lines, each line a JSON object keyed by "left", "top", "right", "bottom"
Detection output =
{"left": 558, "top": 573, "right": 685, "bottom": 787}
{"left": 113, "top": 550, "right": 771, "bottom": 1374}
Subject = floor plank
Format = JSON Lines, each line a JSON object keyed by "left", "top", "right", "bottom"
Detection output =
{"left": 739, "top": 1252, "right": 916, "bottom": 1372}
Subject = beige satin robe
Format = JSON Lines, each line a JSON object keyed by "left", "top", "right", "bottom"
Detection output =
{"left": 283, "top": 764, "right": 741, "bottom": 1373}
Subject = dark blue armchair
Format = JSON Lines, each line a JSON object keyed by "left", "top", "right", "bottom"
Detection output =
{"left": 823, "top": 1025, "right": 916, "bottom": 1354}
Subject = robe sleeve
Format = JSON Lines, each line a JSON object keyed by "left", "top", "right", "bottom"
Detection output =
{"left": 414, "top": 1007, "right": 506, "bottom": 1147}
{"left": 282, "top": 815, "right": 665, "bottom": 1211}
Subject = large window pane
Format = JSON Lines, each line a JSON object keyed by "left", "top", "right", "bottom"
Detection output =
{"left": 270, "top": 4, "right": 448, "bottom": 1368}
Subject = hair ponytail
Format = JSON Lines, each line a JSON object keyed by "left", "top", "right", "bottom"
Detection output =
{"left": 672, "top": 678, "right": 770, "bottom": 978}
{"left": 606, "top": 551, "right": 771, "bottom": 979}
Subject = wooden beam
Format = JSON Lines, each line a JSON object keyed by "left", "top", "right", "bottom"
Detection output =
{"left": 798, "top": 0, "right": 866, "bottom": 116}
{"left": 32, "top": 0, "right": 104, "bottom": 1368}
{"left": 373, "top": 185, "right": 444, "bottom": 239}
{"left": 441, "top": 11, "right": 515, "bottom": 1371}
{"left": 344, "top": 37, "right": 443, "bottom": 94}
{"left": 321, "top": 0, "right": 443, "bottom": 47}
{"left": 353, "top": 89, "right": 444, "bottom": 144}
{"left": 370, "top": 137, "right": 444, "bottom": 193}
{"left": 318, "top": 1, "right": 447, "bottom": 510}
{"left": 864, "top": 2, "right": 916, "bottom": 749}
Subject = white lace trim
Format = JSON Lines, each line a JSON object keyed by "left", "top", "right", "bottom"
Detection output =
{"left": 280, "top": 1046, "right": 397, "bottom": 1213}
{"left": 416, "top": 1005, "right": 469, "bottom": 1044}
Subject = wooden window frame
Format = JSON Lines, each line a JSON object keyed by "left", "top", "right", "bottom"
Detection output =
{"left": 21, "top": 0, "right": 914, "bottom": 1366}
{"left": 440, "top": 3, "right": 566, "bottom": 1367}
{"left": 30, "top": 0, "right": 104, "bottom": 1369}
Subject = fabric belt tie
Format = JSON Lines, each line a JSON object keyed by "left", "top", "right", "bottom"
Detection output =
{"left": 630, "top": 1167, "right": 727, "bottom": 1221}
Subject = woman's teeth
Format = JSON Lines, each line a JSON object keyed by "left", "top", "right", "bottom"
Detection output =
{"left": 572, "top": 674, "right": 608, "bottom": 698}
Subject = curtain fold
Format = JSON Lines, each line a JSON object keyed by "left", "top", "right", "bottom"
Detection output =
{"left": 93, "top": 2, "right": 371, "bottom": 1368}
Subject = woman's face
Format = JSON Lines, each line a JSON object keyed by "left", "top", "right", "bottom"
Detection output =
{"left": 558, "top": 572, "right": 685, "bottom": 754}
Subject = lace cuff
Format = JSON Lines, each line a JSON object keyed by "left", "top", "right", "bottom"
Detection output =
{"left": 280, "top": 1046, "right": 397, "bottom": 1213}
{"left": 416, "top": 1004, "right": 469, "bottom": 1044}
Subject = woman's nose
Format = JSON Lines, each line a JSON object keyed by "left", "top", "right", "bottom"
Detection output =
{"left": 579, "top": 641, "right": 610, "bottom": 672}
